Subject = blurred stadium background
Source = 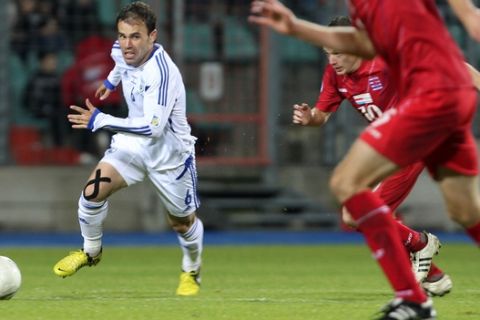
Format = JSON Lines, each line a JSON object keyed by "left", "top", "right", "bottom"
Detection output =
{"left": 1, "top": 0, "right": 480, "bottom": 235}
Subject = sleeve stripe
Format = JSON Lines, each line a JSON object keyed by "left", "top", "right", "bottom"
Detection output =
{"left": 155, "top": 55, "right": 162, "bottom": 105}
{"left": 103, "top": 79, "right": 116, "bottom": 90}
{"left": 107, "top": 125, "right": 151, "bottom": 132}
{"left": 88, "top": 109, "right": 101, "bottom": 130}
{"left": 104, "top": 125, "right": 152, "bottom": 136}
{"left": 160, "top": 52, "right": 169, "bottom": 106}
{"left": 155, "top": 55, "right": 166, "bottom": 106}
{"left": 155, "top": 52, "right": 169, "bottom": 106}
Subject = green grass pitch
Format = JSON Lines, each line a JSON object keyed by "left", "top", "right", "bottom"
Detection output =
{"left": 0, "top": 244, "right": 479, "bottom": 319}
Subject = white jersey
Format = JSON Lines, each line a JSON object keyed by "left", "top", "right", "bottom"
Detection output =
{"left": 90, "top": 42, "right": 196, "bottom": 170}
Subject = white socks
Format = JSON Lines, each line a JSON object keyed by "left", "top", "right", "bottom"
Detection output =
{"left": 78, "top": 194, "right": 109, "bottom": 257}
{"left": 78, "top": 193, "right": 204, "bottom": 270}
{"left": 177, "top": 218, "right": 204, "bottom": 273}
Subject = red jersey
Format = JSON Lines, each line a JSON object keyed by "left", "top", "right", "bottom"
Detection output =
{"left": 316, "top": 57, "right": 396, "bottom": 123}
{"left": 62, "top": 36, "right": 122, "bottom": 107}
{"left": 348, "top": 0, "right": 473, "bottom": 97}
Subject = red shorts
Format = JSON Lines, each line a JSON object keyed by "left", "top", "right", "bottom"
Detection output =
{"left": 373, "top": 162, "right": 424, "bottom": 212}
{"left": 360, "top": 88, "right": 478, "bottom": 178}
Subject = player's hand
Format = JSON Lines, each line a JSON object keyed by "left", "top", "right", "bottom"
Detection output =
{"left": 68, "top": 98, "right": 98, "bottom": 129}
{"left": 95, "top": 83, "right": 111, "bottom": 101}
{"left": 462, "top": 9, "right": 480, "bottom": 42}
{"left": 248, "top": 0, "right": 297, "bottom": 35}
{"left": 292, "top": 103, "right": 312, "bottom": 125}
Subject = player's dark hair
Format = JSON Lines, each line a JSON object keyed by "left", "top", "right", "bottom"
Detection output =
{"left": 328, "top": 16, "right": 352, "bottom": 27}
{"left": 116, "top": 1, "right": 157, "bottom": 34}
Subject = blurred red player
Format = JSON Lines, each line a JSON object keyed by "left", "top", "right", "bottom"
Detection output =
{"left": 293, "top": 15, "right": 479, "bottom": 298}
{"left": 250, "top": 0, "right": 480, "bottom": 319}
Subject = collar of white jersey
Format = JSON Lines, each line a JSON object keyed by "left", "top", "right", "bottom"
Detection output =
{"left": 111, "top": 42, "right": 163, "bottom": 70}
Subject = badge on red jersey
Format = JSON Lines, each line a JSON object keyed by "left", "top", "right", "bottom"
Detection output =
{"left": 353, "top": 93, "right": 373, "bottom": 105}
{"left": 368, "top": 76, "right": 383, "bottom": 91}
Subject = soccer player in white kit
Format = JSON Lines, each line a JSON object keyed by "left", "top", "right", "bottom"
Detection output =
{"left": 53, "top": 1, "right": 203, "bottom": 296}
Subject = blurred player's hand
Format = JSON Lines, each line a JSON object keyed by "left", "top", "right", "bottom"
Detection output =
{"left": 95, "top": 83, "right": 112, "bottom": 101}
{"left": 292, "top": 103, "right": 312, "bottom": 126}
{"left": 462, "top": 8, "right": 480, "bottom": 42}
{"left": 68, "top": 98, "right": 98, "bottom": 129}
{"left": 248, "top": 0, "right": 297, "bottom": 35}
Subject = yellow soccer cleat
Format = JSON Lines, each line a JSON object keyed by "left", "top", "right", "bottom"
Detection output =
{"left": 53, "top": 249, "right": 102, "bottom": 278}
{"left": 176, "top": 271, "right": 201, "bottom": 296}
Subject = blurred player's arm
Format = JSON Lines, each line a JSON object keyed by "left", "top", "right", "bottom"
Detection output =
{"left": 465, "top": 62, "right": 480, "bottom": 91}
{"left": 447, "top": 0, "right": 480, "bottom": 41}
{"left": 292, "top": 103, "right": 331, "bottom": 126}
{"left": 249, "top": 0, "right": 376, "bottom": 59}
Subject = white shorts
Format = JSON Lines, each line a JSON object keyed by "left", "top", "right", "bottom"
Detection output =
{"left": 101, "top": 134, "right": 200, "bottom": 217}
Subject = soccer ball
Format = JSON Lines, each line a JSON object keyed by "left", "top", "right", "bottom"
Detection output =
{"left": 0, "top": 256, "right": 21, "bottom": 300}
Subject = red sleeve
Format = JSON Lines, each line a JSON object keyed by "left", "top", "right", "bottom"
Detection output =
{"left": 315, "top": 65, "right": 343, "bottom": 113}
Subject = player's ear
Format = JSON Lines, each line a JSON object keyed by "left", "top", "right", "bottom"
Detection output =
{"left": 149, "top": 29, "right": 157, "bottom": 43}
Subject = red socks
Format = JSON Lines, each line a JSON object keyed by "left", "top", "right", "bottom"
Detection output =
{"left": 396, "top": 222, "right": 424, "bottom": 252}
{"left": 344, "top": 191, "right": 427, "bottom": 303}
{"left": 426, "top": 263, "right": 444, "bottom": 281}
{"left": 466, "top": 222, "right": 480, "bottom": 246}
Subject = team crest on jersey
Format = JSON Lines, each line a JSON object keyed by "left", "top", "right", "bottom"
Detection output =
{"left": 368, "top": 76, "right": 383, "bottom": 91}
{"left": 150, "top": 115, "right": 160, "bottom": 126}
{"left": 353, "top": 93, "right": 373, "bottom": 105}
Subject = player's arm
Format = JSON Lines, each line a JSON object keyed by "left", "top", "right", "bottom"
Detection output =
{"left": 447, "top": 0, "right": 480, "bottom": 41}
{"left": 96, "top": 65, "right": 122, "bottom": 100}
{"left": 249, "top": 0, "right": 376, "bottom": 59}
{"left": 96, "top": 43, "right": 124, "bottom": 100}
{"left": 87, "top": 82, "right": 174, "bottom": 137}
{"left": 70, "top": 71, "right": 174, "bottom": 137}
{"left": 291, "top": 21, "right": 375, "bottom": 60}
{"left": 465, "top": 62, "right": 480, "bottom": 91}
{"left": 293, "top": 103, "right": 331, "bottom": 126}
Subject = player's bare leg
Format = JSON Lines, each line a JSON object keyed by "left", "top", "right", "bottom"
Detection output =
{"left": 53, "top": 162, "right": 127, "bottom": 277}
{"left": 437, "top": 169, "right": 480, "bottom": 250}
{"left": 331, "top": 139, "right": 430, "bottom": 307}
{"left": 330, "top": 140, "right": 397, "bottom": 201}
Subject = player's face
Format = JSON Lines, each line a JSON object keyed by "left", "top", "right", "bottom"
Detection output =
{"left": 324, "top": 47, "right": 361, "bottom": 75}
{"left": 117, "top": 20, "right": 157, "bottom": 67}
